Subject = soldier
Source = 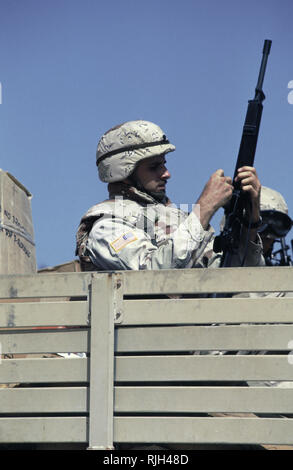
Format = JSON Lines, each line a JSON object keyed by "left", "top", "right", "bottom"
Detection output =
{"left": 234, "top": 186, "right": 293, "bottom": 389}
{"left": 258, "top": 186, "right": 292, "bottom": 266}
{"left": 76, "top": 120, "right": 264, "bottom": 271}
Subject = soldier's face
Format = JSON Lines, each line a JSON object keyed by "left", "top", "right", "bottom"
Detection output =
{"left": 134, "top": 155, "right": 171, "bottom": 193}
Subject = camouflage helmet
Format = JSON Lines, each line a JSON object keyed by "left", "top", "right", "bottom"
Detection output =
{"left": 260, "top": 186, "right": 289, "bottom": 214}
{"left": 259, "top": 186, "right": 292, "bottom": 238}
{"left": 96, "top": 120, "right": 176, "bottom": 183}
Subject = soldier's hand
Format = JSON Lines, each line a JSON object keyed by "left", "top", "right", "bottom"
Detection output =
{"left": 234, "top": 166, "right": 261, "bottom": 203}
{"left": 195, "top": 169, "right": 233, "bottom": 229}
{"left": 234, "top": 166, "right": 261, "bottom": 223}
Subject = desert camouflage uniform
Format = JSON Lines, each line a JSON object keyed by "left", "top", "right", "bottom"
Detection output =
{"left": 76, "top": 185, "right": 263, "bottom": 272}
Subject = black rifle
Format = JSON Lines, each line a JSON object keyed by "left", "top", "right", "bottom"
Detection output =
{"left": 213, "top": 39, "right": 272, "bottom": 267}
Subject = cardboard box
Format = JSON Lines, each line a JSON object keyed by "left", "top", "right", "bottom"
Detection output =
{"left": 0, "top": 170, "right": 36, "bottom": 274}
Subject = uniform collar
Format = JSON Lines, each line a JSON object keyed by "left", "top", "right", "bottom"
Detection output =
{"left": 107, "top": 182, "right": 171, "bottom": 206}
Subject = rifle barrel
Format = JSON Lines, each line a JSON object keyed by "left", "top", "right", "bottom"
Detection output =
{"left": 256, "top": 39, "right": 272, "bottom": 95}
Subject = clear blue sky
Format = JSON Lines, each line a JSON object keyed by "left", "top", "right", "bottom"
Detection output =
{"left": 0, "top": 0, "right": 292, "bottom": 269}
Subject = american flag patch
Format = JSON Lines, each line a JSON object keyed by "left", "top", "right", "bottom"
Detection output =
{"left": 110, "top": 231, "right": 138, "bottom": 252}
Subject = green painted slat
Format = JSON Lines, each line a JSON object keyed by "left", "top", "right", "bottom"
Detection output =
{"left": 0, "top": 301, "right": 89, "bottom": 327}
{"left": 0, "top": 387, "right": 88, "bottom": 413}
{"left": 0, "top": 357, "right": 89, "bottom": 384}
{"left": 121, "top": 267, "right": 293, "bottom": 295}
{"left": 0, "top": 417, "right": 88, "bottom": 443}
{"left": 0, "top": 329, "right": 89, "bottom": 354}
{"left": 114, "top": 386, "right": 293, "bottom": 414}
{"left": 0, "top": 272, "right": 92, "bottom": 298}
{"left": 122, "top": 297, "right": 293, "bottom": 325}
{"left": 114, "top": 416, "right": 293, "bottom": 445}
{"left": 115, "top": 324, "right": 293, "bottom": 352}
{"left": 115, "top": 355, "right": 293, "bottom": 382}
